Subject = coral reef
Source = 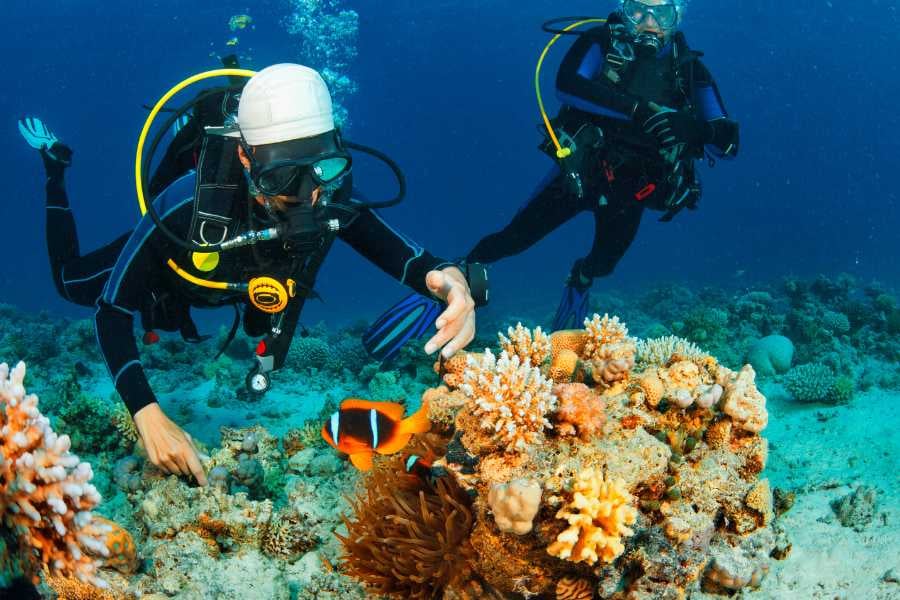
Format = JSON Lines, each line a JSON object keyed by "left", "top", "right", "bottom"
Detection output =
{"left": 337, "top": 314, "right": 781, "bottom": 599}
{"left": 0, "top": 361, "right": 108, "bottom": 588}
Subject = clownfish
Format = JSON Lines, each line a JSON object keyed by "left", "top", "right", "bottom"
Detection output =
{"left": 321, "top": 399, "right": 431, "bottom": 471}
{"left": 403, "top": 453, "right": 438, "bottom": 488}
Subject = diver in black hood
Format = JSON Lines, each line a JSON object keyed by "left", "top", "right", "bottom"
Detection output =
{"left": 465, "top": 0, "right": 740, "bottom": 330}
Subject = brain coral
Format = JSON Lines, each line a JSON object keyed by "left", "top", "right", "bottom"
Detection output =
{"left": 745, "top": 335, "right": 794, "bottom": 376}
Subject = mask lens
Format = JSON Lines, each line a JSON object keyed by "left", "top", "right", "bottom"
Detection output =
{"left": 623, "top": 1, "right": 677, "bottom": 29}
{"left": 311, "top": 157, "right": 350, "bottom": 183}
{"left": 654, "top": 5, "right": 677, "bottom": 28}
{"left": 257, "top": 164, "right": 301, "bottom": 195}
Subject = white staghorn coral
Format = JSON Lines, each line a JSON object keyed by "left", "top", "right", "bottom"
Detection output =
{"left": 460, "top": 350, "right": 556, "bottom": 452}
{"left": 635, "top": 335, "right": 708, "bottom": 370}
{"left": 498, "top": 323, "right": 552, "bottom": 367}
{"left": 0, "top": 361, "right": 108, "bottom": 587}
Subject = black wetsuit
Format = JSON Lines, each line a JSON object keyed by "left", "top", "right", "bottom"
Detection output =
{"left": 43, "top": 164, "right": 454, "bottom": 417}
{"left": 467, "top": 13, "right": 739, "bottom": 284}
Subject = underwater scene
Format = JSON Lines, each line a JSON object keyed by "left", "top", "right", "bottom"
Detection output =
{"left": 1, "top": 0, "right": 898, "bottom": 599}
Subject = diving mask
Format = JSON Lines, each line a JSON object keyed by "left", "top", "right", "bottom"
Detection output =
{"left": 242, "top": 132, "right": 352, "bottom": 197}
{"left": 622, "top": 0, "right": 679, "bottom": 31}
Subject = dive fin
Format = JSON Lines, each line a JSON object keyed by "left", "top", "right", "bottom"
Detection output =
{"left": 362, "top": 293, "right": 443, "bottom": 362}
{"left": 551, "top": 283, "right": 590, "bottom": 331}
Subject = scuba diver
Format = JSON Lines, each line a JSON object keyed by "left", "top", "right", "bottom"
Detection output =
{"left": 361, "top": 0, "right": 740, "bottom": 360}
{"left": 468, "top": 0, "right": 739, "bottom": 331}
{"left": 18, "top": 63, "right": 486, "bottom": 485}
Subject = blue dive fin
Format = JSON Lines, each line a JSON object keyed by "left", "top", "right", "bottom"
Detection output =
{"left": 551, "top": 283, "right": 590, "bottom": 331}
{"left": 363, "top": 293, "right": 443, "bottom": 362}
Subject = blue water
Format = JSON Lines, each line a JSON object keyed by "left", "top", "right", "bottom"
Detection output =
{"left": 2, "top": 0, "right": 898, "bottom": 326}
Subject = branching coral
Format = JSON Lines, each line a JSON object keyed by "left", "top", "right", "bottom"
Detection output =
{"left": 0, "top": 361, "right": 108, "bottom": 587}
{"left": 337, "top": 457, "right": 476, "bottom": 599}
{"left": 498, "top": 323, "right": 551, "bottom": 367}
{"left": 547, "top": 468, "right": 637, "bottom": 565}
{"left": 635, "top": 336, "right": 708, "bottom": 371}
{"left": 459, "top": 350, "right": 556, "bottom": 453}
{"left": 583, "top": 314, "right": 635, "bottom": 362}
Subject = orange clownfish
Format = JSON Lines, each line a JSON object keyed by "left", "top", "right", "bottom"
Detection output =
{"left": 321, "top": 399, "right": 431, "bottom": 471}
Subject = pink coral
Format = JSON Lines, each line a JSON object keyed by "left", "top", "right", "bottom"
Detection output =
{"left": 0, "top": 361, "right": 108, "bottom": 587}
{"left": 552, "top": 383, "right": 605, "bottom": 441}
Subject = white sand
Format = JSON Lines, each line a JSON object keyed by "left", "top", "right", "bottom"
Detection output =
{"left": 745, "top": 386, "right": 900, "bottom": 599}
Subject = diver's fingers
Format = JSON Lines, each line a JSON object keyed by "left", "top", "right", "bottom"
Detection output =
{"left": 156, "top": 455, "right": 180, "bottom": 476}
{"left": 435, "top": 283, "right": 472, "bottom": 330}
{"left": 441, "top": 313, "right": 475, "bottom": 359}
{"left": 424, "top": 315, "right": 461, "bottom": 356}
{"left": 185, "top": 448, "right": 208, "bottom": 486}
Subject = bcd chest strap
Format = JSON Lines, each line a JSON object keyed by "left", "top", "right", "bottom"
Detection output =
{"left": 190, "top": 133, "right": 245, "bottom": 247}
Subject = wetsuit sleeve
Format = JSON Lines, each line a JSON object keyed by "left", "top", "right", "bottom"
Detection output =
{"left": 692, "top": 60, "right": 739, "bottom": 159}
{"left": 95, "top": 175, "right": 196, "bottom": 416}
{"left": 555, "top": 25, "right": 643, "bottom": 121}
{"left": 335, "top": 206, "right": 455, "bottom": 298}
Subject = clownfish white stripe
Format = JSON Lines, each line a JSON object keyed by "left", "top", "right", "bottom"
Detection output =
{"left": 330, "top": 412, "right": 340, "bottom": 445}
{"left": 370, "top": 409, "right": 379, "bottom": 448}
{"left": 405, "top": 455, "right": 418, "bottom": 472}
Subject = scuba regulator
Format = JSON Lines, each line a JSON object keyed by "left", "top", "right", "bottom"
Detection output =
{"left": 136, "top": 68, "right": 409, "bottom": 396}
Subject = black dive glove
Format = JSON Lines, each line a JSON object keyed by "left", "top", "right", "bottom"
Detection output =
{"left": 636, "top": 104, "right": 713, "bottom": 157}
{"left": 18, "top": 117, "right": 73, "bottom": 178}
{"left": 708, "top": 118, "right": 740, "bottom": 158}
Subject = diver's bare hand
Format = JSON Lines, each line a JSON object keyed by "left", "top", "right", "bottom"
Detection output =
{"left": 134, "top": 403, "right": 207, "bottom": 486}
{"left": 424, "top": 267, "right": 475, "bottom": 358}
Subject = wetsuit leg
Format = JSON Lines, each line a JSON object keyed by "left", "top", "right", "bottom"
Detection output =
{"left": 45, "top": 174, "right": 126, "bottom": 306}
{"left": 467, "top": 166, "right": 586, "bottom": 263}
{"left": 578, "top": 188, "right": 645, "bottom": 279}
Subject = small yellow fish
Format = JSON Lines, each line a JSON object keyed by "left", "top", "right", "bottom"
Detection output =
{"left": 229, "top": 14, "right": 252, "bottom": 31}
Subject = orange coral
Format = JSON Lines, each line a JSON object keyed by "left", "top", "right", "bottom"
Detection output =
{"left": 637, "top": 372, "right": 665, "bottom": 407}
{"left": 92, "top": 518, "right": 137, "bottom": 574}
{"left": 423, "top": 385, "right": 468, "bottom": 431}
{"left": 337, "top": 457, "right": 476, "bottom": 599}
{"left": 0, "top": 362, "right": 107, "bottom": 587}
{"left": 547, "top": 469, "right": 637, "bottom": 565}
{"left": 436, "top": 351, "right": 470, "bottom": 389}
{"left": 556, "top": 576, "right": 594, "bottom": 600}
{"left": 552, "top": 383, "right": 605, "bottom": 441}
{"left": 45, "top": 574, "right": 119, "bottom": 600}
{"left": 549, "top": 349, "right": 580, "bottom": 384}
{"left": 550, "top": 330, "right": 589, "bottom": 362}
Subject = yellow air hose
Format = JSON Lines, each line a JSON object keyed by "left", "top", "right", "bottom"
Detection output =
{"left": 535, "top": 19, "right": 606, "bottom": 158}
{"left": 133, "top": 68, "right": 256, "bottom": 292}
